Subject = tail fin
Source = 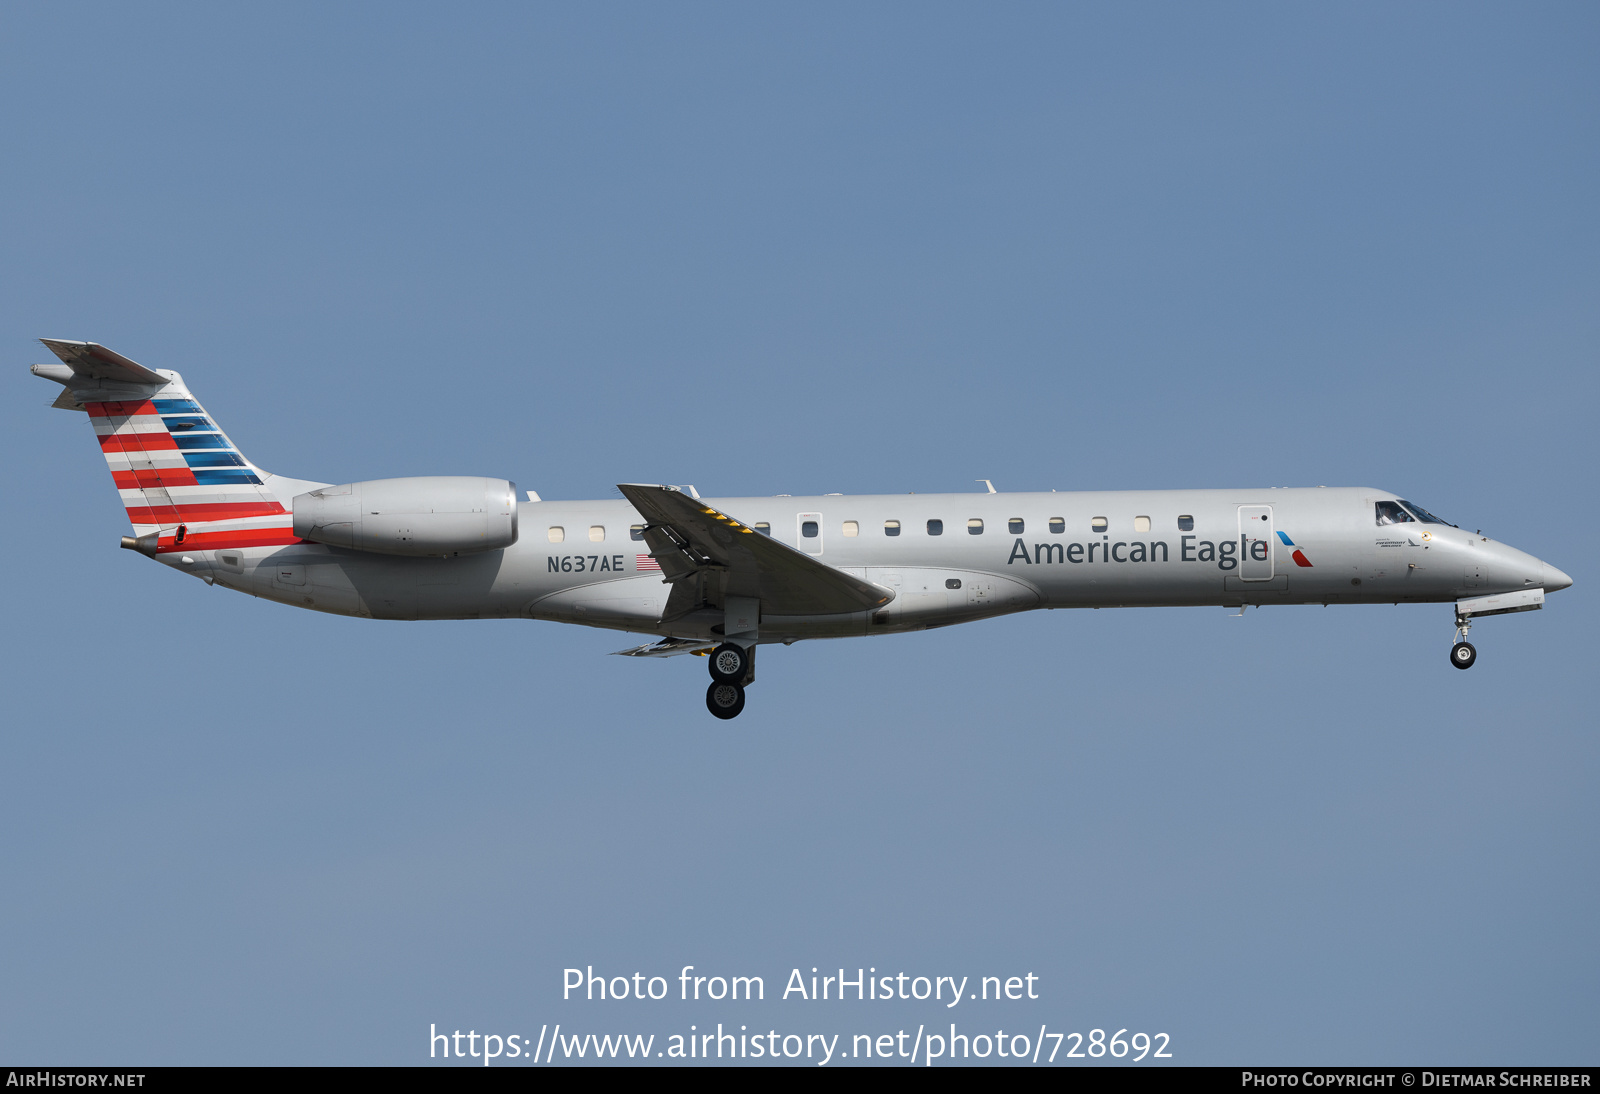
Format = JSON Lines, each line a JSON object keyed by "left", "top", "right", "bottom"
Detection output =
{"left": 33, "top": 339, "right": 300, "bottom": 555}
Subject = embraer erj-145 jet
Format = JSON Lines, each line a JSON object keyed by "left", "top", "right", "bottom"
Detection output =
{"left": 34, "top": 340, "right": 1573, "bottom": 719}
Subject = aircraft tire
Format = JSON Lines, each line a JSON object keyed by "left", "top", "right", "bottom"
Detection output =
{"left": 1450, "top": 641, "right": 1477, "bottom": 670}
{"left": 708, "top": 642, "right": 749, "bottom": 683}
{"left": 706, "top": 681, "right": 745, "bottom": 719}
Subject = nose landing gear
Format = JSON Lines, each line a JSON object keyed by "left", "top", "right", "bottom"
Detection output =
{"left": 1445, "top": 588, "right": 1547, "bottom": 671}
{"left": 1450, "top": 612, "right": 1477, "bottom": 670}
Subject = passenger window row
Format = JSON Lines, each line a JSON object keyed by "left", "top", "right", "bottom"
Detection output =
{"left": 547, "top": 525, "right": 662, "bottom": 542}
{"left": 555, "top": 514, "right": 1202, "bottom": 544}
{"left": 547, "top": 526, "right": 610, "bottom": 543}
{"left": 794, "top": 514, "right": 1189, "bottom": 536}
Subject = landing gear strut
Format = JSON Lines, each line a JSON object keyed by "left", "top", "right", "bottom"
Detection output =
{"left": 704, "top": 599, "right": 758, "bottom": 720}
{"left": 1450, "top": 612, "right": 1476, "bottom": 670}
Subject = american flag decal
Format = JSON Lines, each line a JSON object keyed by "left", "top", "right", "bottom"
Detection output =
{"left": 636, "top": 554, "right": 662, "bottom": 573}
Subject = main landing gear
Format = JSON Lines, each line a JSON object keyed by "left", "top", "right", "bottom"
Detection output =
{"left": 705, "top": 641, "right": 754, "bottom": 720}
{"left": 1450, "top": 612, "right": 1477, "bottom": 670}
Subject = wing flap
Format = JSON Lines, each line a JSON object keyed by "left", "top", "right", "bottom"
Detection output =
{"left": 617, "top": 483, "right": 894, "bottom": 616}
{"left": 611, "top": 637, "right": 715, "bottom": 658}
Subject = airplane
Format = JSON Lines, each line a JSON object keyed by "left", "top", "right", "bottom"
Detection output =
{"left": 32, "top": 339, "right": 1574, "bottom": 720}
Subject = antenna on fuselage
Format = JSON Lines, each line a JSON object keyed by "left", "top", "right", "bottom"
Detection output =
{"left": 977, "top": 479, "right": 997, "bottom": 493}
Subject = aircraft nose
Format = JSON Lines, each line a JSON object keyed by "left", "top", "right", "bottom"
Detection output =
{"left": 1542, "top": 563, "right": 1573, "bottom": 594}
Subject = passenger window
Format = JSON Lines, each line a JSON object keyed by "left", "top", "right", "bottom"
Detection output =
{"left": 1375, "top": 501, "right": 1414, "bottom": 526}
{"left": 588, "top": 525, "right": 605, "bottom": 542}
{"left": 755, "top": 522, "right": 771, "bottom": 535}
{"left": 801, "top": 521, "right": 819, "bottom": 538}
{"left": 927, "top": 519, "right": 943, "bottom": 536}
{"left": 547, "top": 526, "right": 564, "bottom": 543}
{"left": 1048, "top": 517, "right": 1064, "bottom": 534}
{"left": 1091, "top": 517, "right": 1108, "bottom": 532}
{"left": 1134, "top": 516, "right": 1151, "bottom": 533}
{"left": 629, "top": 524, "right": 645, "bottom": 541}
{"left": 1177, "top": 515, "right": 1194, "bottom": 531}
{"left": 884, "top": 520, "right": 901, "bottom": 536}
{"left": 843, "top": 521, "right": 859, "bottom": 537}
{"left": 1008, "top": 518, "right": 1024, "bottom": 534}
{"left": 945, "top": 578, "right": 962, "bottom": 589}
{"left": 968, "top": 518, "right": 984, "bottom": 535}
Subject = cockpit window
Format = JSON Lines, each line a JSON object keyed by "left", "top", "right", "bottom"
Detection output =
{"left": 1375, "top": 501, "right": 1414, "bottom": 526}
{"left": 1398, "top": 500, "right": 1451, "bottom": 525}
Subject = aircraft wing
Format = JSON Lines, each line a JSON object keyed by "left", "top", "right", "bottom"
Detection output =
{"left": 617, "top": 483, "right": 895, "bottom": 617}
{"left": 39, "top": 339, "right": 167, "bottom": 385}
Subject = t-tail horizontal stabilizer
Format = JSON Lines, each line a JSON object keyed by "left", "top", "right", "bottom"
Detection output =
{"left": 36, "top": 339, "right": 167, "bottom": 386}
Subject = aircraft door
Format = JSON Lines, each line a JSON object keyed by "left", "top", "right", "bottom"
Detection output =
{"left": 1238, "top": 505, "right": 1274, "bottom": 581}
{"left": 797, "top": 512, "right": 823, "bottom": 555}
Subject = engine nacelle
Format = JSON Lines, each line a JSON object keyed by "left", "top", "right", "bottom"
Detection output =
{"left": 292, "top": 477, "right": 519, "bottom": 558}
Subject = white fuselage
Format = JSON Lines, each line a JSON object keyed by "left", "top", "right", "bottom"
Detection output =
{"left": 175, "top": 486, "right": 1565, "bottom": 645}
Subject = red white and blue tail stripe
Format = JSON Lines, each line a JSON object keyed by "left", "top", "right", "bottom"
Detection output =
{"left": 38, "top": 340, "right": 302, "bottom": 554}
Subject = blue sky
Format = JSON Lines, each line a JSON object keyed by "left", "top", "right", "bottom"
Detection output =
{"left": 1, "top": 2, "right": 1595, "bottom": 1065}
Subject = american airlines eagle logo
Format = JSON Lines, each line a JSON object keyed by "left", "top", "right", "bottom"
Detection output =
{"left": 1276, "top": 531, "right": 1314, "bottom": 567}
